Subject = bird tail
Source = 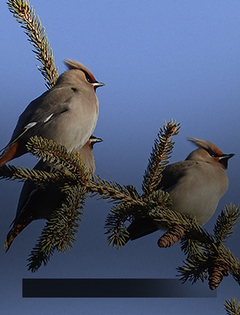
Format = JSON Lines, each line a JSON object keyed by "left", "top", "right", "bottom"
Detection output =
{"left": 127, "top": 217, "right": 160, "bottom": 240}
{"left": 0, "top": 142, "right": 19, "bottom": 167}
{"left": 4, "top": 213, "right": 34, "bottom": 252}
{"left": 0, "top": 124, "right": 34, "bottom": 166}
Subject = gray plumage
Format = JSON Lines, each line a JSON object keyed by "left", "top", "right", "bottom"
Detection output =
{"left": 128, "top": 138, "right": 234, "bottom": 240}
{"left": 5, "top": 136, "right": 102, "bottom": 250}
{"left": 0, "top": 59, "right": 104, "bottom": 166}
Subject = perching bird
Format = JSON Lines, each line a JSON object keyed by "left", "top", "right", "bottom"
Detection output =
{"left": 127, "top": 138, "right": 234, "bottom": 240}
{"left": 0, "top": 59, "right": 104, "bottom": 167}
{"left": 4, "top": 135, "right": 102, "bottom": 251}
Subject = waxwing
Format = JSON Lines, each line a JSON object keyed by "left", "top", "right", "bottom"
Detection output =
{"left": 4, "top": 135, "right": 102, "bottom": 251}
{"left": 127, "top": 138, "right": 234, "bottom": 240}
{"left": 0, "top": 59, "right": 104, "bottom": 166}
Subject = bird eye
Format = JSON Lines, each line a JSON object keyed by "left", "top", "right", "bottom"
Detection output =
{"left": 207, "top": 148, "right": 220, "bottom": 158}
{"left": 208, "top": 149, "right": 215, "bottom": 156}
{"left": 83, "top": 70, "right": 95, "bottom": 83}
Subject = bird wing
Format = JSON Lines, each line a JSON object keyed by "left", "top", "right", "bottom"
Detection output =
{"left": 9, "top": 86, "right": 74, "bottom": 145}
{"left": 158, "top": 160, "right": 195, "bottom": 192}
{"left": 127, "top": 160, "right": 197, "bottom": 240}
{"left": 0, "top": 86, "right": 75, "bottom": 164}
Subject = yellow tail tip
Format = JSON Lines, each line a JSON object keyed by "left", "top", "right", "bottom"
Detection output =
{"left": 4, "top": 239, "right": 10, "bottom": 252}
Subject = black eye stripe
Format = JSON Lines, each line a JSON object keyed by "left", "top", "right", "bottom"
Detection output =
{"left": 206, "top": 148, "right": 221, "bottom": 158}
{"left": 83, "top": 70, "right": 95, "bottom": 83}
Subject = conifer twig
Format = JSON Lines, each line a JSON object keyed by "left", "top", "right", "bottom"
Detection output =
{"left": 104, "top": 120, "right": 181, "bottom": 248}
{"left": 142, "top": 120, "right": 180, "bottom": 197}
{"left": 88, "top": 176, "right": 144, "bottom": 205}
{"left": 27, "top": 183, "right": 86, "bottom": 272}
{"left": 224, "top": 298, "right": 240, "bottom": 315}
{"left": 214, "top": 204, "right": 240, "bottom": 243}
{"left": 178, "top": 204, "right": 240, "bottom": 290}
{"left": 7, "top": 0, "right": 58, "bottom": 88}
{"left": 26, "top": 136, "right": 90, "bottom": 185}
{"left": 0, "top": 164, "right": 64, "bottom": 185}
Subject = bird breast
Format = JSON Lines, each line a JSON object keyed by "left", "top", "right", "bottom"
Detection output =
{"left": 164, "top": 161, "right": 229, "bottom": 225}
{"left": 41, "top": 89, "right": 98, "bottom": 152}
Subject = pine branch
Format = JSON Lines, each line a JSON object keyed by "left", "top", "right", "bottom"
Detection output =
{"left": 27, "top": 136, "right": 148, "bottom": 205}
{"left": 88, "top": 176, "right": 144, "bottom": 205}
{"left": 104, "top": 121, "right": 181, "bottom": 248}
{"left": 105, "top": 194, "right": 195, "bottom": 249}
{"left": 149, "top": 203, "right": 200, "bottom": 232}
{"left": 178, "top": 253, "right": 210, "bottom": 284}
{"left": 0, "top": 136, "right": 91, "bottom": 270}
{"left": 97, "top": 183, "right": 146, "bottom": 249}
{"left": 0, "top": 135, "right": 149, "bottom": 257}
{"left": 26, "top": 136, "right": 90, "bottom": 185}
{"left": 23, "top": 136, "right": 150, "bottom": 265}
{"left": 142, "top": 120, "right": 180, "bottom": 197}
{"left": 3, "top": 130, "right": 239, "bottom": 292}
{"left": 27, "top": 183, "right": 85, "bottom": 272}
{"left": 177, "top": 205, "right": 240, "bottom": 290}
{"left": 181, "top": 228, "right": 215, "bottom": 257}
{"left": 26, "top": 245, "right": 54, "bottom": 273}
{"left": 178, "top": 244, "right": 240, "bottom": 290}
{"left": 105, "top": 203, "right": 131, "bottom": 249}
{"left": 214, "top": 204, "right": 240, "bottom": 243}
{"left": 7, "top": 0, "right": 58, "bottom": 88}
{"left": 0, "top": 164, "right": 64, "bottom": 185}
{"left": 225, "top": 298, "right": 240, "bottom": 315}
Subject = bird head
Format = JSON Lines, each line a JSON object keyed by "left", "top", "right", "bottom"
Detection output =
{"left": 55, "top": 59, "right": 104, "bottom": 91}
{"left": 186, "top": 138, "right": 234, "bottom": 169}
{"left": 64, "top": 59, "right": 104, "bottom": 90}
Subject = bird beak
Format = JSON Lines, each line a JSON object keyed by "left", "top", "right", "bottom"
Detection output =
{"left": 89, "top": 135, "right": 103, "bottom": 144}
{"left": 93, "top": 137, "right": 103, "bottom": 143}
{"left": 219, "top": 153, "right": 235, "bottom": 169}
{"left": 93, "top": 82, "right": 105, "bottom": 89}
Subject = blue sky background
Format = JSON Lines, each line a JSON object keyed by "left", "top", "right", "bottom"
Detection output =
{"left": 0, "top": 1, "right": 240, "bottom": 314}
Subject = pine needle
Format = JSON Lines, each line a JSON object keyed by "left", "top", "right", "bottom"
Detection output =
{"left": 27, "top": 183, "right": 85, "bottom": 272}
{"left": 225, "top": 298, "right": 240, "bottom": 315}
{"left": 142, "top": 120, "right": 180, "bottom": 197}
{"left": 214, "top": 204, "right": 240, "bottom": 243}
{"left": 26, "top": 136, "right": 89, "bottom": 185}
{"left": 7, "top": 0, "right": 58, "bottom": 88}
{"left": 0, "top": 164, "right": 63, "bottom": 185}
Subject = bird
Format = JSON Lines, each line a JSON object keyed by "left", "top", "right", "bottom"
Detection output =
{"left": 0, "top": 59, "right": 104, "bottom": 167}
{"left": 127, "top": 138, "right": 234, "bottom": 240}
{"left": 4, "top": 135, "right": 102, "bottom": 251}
